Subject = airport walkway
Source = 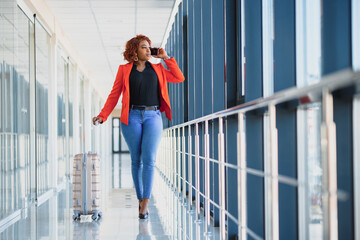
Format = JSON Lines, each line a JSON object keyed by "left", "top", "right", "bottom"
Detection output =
{"left": 0, "top": 153, "right": 220, "bottom": 239}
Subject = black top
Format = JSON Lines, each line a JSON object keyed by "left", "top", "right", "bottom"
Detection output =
{"left": 129, "top": 61, "right": 161, "bottom": 107}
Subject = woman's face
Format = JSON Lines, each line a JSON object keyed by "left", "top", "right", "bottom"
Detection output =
{"left": 136, "top": 40, "right": 151, "bottom": 61}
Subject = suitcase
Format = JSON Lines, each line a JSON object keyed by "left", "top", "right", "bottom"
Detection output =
{"left": 72, "top": 152, "right": 102, "bottom": 221}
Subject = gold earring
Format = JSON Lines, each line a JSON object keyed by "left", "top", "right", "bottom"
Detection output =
{"left": 134, "top": 55, "right": 138, "bottom": 61}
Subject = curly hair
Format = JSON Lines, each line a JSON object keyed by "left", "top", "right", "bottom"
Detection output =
{"left": 123, "top": 34, "right": 152, "bottom": 62}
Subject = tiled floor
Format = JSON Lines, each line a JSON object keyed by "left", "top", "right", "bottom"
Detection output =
{"left": 0, "top": 153, "right": 221, "bottom": 239}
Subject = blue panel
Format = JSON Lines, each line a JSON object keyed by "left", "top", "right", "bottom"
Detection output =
{"left": 279, "top": 183, "right": 297, "bottom": 239}
{"left": 244, "top": 0, "right": 262, "bottom": 102}
{"left": 277, "top": 110, "right": 297, "bottom": 178}
{"left": 274, "top": 0, "right": 296, "bottom": 91}
{"left": 208, "top": 0, "right": 226, "bottom": 225}
{"left": 246, "top": 174, "right": 264, "bottom": 238}
{"left": 202, "top": 0, "right": 213, "bottom": 116}
{"left": 226, "top": 117, "right": 238, "bottom": 238}
{"left": 277, "top": 108, "right": 297, "bottom": 239}
{"left": 187, "top": 0, "right": 195, "bottom": 121}
{"left": 322, "top": 0, "right": 352, "bottom": 75}
{"left": 225, "top": 0, "right": 237, "bottom": 108}
{"left": 183, "top": 0, "right": 189, "bottom": 122}
{"left": 236, "top": 0, "right": 243, "bottom": 100}
{"left": 334, "top": 98, "right": 354, "bottom": 239}
{"left": 322, "top": 1, "right": 353, "bottom": 236}
{"left": 170, "top": 30, "right": 174, "bottom": 127}
{"left": 212, "top": 0, "right": 225, "bottom": 113}
{"left": 225, "top": 0, "right": 241, "bottom": 235}
{"left": 246, "top": 115, "right": 263, "bottom": 170}
{"left": 194, "top": 0, "right": 203, "bottom": 119}
{"left": 179, "top": 4, "right": 184, "bottom": 124}
{"left": 246, "top": 114, "right": 264, "bottom": 238}
{"left": 273, "top": 4, "right": 298, "bottom": 236}
{"left": 174, "top": 18, "right": 179, "bottom": 125}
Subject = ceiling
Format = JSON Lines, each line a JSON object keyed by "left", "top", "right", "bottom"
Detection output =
{"left": 44, "top": 0, "right": 175, "bottom": 99}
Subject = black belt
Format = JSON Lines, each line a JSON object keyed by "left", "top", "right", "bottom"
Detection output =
{"left": 131, "top": 105, "right": 159, "bottom": 111}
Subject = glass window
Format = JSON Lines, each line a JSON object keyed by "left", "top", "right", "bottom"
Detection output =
{"left": 0, "top": 5, "right": 32, "bottom": 220}
{"left": 68, "top": 63, "right": 74, "bottom": 159}
{"left": 79, "top": 76, "right": 85, "bottom": 153}
{"left": 296, "top": 0, "right": 321, "bottom": 87}
{"left": 91, "top": 90, "right": 98, "bottom": 153}
{"left": 112, "top": 118, "right": 120, "bottom": 153}
{"left": 296, "top": 0, "right": 323, "bottom": 239}
{"left": 57, "top": 50, "right": 66, "bottom": 185}
{"left": 35, "top": 19, "right": 51, "bottom": 195}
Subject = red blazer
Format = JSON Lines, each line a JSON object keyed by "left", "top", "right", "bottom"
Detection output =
{"left": 97, "top": 58, "right": 185, "bottom": 125}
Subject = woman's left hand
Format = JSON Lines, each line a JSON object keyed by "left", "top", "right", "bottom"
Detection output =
{"left": 154, "top": 48, "right": 169, "bottom": 60}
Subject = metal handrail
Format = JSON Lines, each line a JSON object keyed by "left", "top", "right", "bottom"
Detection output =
{"left": 156, "top": 68, "right": 360, "bottom": 239}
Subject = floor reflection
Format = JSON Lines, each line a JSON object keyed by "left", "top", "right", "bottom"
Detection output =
{"left": 73, "top": 221, "right": 101, "bottom": 239}
{"left": 0, "top": 153, "right": 221, "bottom": 239}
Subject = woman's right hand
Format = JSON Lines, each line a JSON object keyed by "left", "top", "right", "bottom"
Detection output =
{"left": 92, "top": 117, "right": 103, "bottom": 125}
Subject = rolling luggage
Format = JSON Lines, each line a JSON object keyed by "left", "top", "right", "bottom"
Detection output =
{"left": 73, "top": 152, "right": 102, "bottom": 221}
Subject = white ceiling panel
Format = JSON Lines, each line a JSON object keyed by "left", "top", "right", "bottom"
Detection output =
{"left": 44, "top": 0, "right": 175, "bottom": 99}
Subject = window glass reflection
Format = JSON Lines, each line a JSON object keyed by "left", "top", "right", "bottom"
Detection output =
{"left": 57, "top": 53, "right": 66, "bottom": 185}
{"left": 0, "top": 5, "right": 31, "bottom": 219}
{"left": 305, "top": 103, "right": 323, "bottom": 239}
{"left": 35, "top": 19, "right": 51, "bottom": 195}
{"left": 296, "top": 0, "right": 323, "bottom": 238}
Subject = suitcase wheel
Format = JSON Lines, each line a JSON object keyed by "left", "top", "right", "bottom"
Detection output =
{"left": 91, "top": 211, "right": 102, "bottom": 221}
{"left": 73, "top": 211, "right": 81, "bottom": 221}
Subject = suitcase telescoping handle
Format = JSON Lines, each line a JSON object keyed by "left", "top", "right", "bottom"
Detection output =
{"left": 82, "top": 154, "right": 87, "bottom": 214}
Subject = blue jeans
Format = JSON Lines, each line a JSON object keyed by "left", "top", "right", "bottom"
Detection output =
{"left": 120, "top": 108, "right": 163, "bottom": 199}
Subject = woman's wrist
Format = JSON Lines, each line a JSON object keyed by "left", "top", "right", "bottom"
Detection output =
{"left": 162, "top": 56, "right": 171, "bottom": 60}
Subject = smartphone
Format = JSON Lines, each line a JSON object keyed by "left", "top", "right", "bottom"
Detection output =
{"left": 150, "top": 47, "right": 159, "bottom": 56}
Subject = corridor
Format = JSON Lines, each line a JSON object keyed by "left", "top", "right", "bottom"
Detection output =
{"left": 1, "top": 0, "right": 360, "bottom": 239}
{"left": 0, "top": 154, "right": 221, "bottom": 239}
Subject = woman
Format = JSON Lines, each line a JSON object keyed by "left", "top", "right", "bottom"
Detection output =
{"left": 92, "top": 34, "right": 185, "bottom": 219}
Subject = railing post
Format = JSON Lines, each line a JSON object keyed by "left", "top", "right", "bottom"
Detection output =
{"left": 177, "top": 127, "right": 181, "bottom": 198}
{"left": 172, "top": 129, "right": 176, "bottom": 237}
{"left": 321, "top": 89, "right": 338, "bottom": 240}
{"left": 237, "top": 112, "right": 247, "bottom": 239}
{"left": 182, "top": 126, "right": 187, "bottom": 206}
{"left": 173, "top": 128, "right": 176, "bottom": 191}
{"left": 194, "top": 122, "right": 201, "bottom": 223}
{"left": 188, "top": 125, "right": 194, "bottom": 213}
{"left": 269, "top": 104, "right": 279, "bottom": 240}
{"left": 204, "top": 120, "right": 212, "bottom": 236}
{"left": 218, "top": 117, "right": 226, "bottom": 239}
{"left": 167, "top": 130, "right": 170, "bottom": 185}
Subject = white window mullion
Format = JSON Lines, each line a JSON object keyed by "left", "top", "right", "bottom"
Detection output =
{"left": 263, "top": 115, "right": 271, "bottom": 240}
{"left": 262, "top": 0, "right": 274, "bottom": 97}
{"left": 352, "top": 1, "right": 360, "bottom": 239}
{"left": 241, "top": 0, "right": 245, "bottom": 96}
{"left": 262, "top": 1, "right": 275, "bottom": 239}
